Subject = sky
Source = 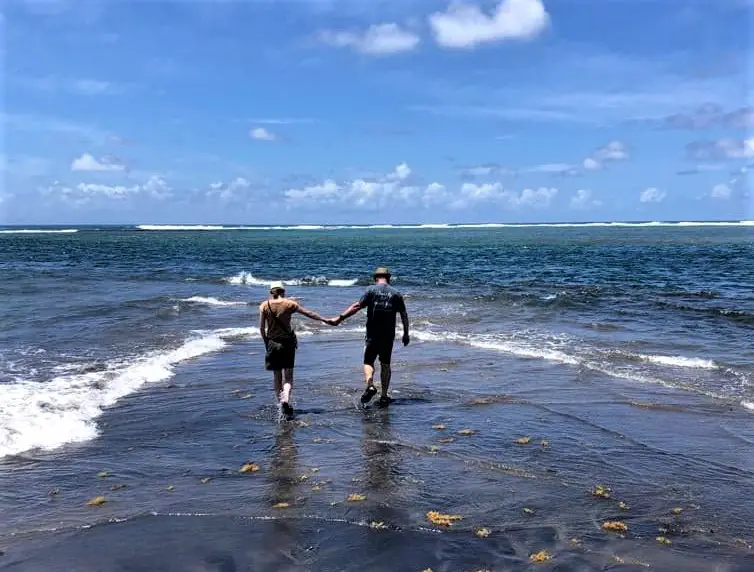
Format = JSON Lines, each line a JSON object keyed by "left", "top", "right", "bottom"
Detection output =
{"left": 1, "top": 0, "right": 753, "bottom": 225}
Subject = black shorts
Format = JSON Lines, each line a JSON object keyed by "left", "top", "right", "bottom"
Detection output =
{"left": 265, "top": 339, "right": 296, "bottom": 371}
{"left": 363, "top": 338, "right": 394, "bottom": 365}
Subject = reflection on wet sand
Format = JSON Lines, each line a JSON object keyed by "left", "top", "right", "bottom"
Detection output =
{"left": 268, "top": 423, "right": 299, "bottom": 507}
{"left": 359, "top": 409, "right": 405, "bottom": 526}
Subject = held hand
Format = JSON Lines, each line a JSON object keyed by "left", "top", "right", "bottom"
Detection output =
{"left": 402, "top": 333, "right": 410, "bottom": 346}
{"left": 324, "top": 317, "right": 339, "bottom": 326}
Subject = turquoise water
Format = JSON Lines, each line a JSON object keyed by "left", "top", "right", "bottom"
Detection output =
{"left": 1, "top": 224, "right": 752, "bottom": 570}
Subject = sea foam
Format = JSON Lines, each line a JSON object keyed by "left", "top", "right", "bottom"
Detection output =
{"left": 0, "top": 328, "right": 257, "bottom": 458}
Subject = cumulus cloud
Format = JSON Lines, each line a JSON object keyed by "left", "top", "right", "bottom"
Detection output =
{"left": 207, "top": 177, "right": 251, "bottom": 201}
{"left": 429, "top": 0, "right": 550, "bottom": 49}
{"left": 685, "top": 138, "right": 754, "bottom": 161}
{"left": 570, "top": 189, "right": 601, "bottom": 209}
{"left": 387, "top": 162, "right": 412, "bottom": 181}
{"left": 284, "top": 163, "right": 559, "bottom": 212}
{"left": 711, "top": 183, "right": 732, "bottom": 200}
{"left": 42, "top": 175, "right": 171, "bottom": 203}
{"left": 662, "top": 104, "right": 754, "bottom": 130}
{"left": 577, "top": 141, "right": 629, "bottom": 172}
{"left": 582, "top": 157, "right": 602, "bottom": 171}
{"left": 70, "top": 153, "right": 125, "bottom": 172}
{"left": 639, "top": 187, "right": 666, "bottom": 203}
{"left": 319, "top": 23, "right": 420, "bottom": 55}
{"left": 249, "top": 127, "right": 279, "bottom": 141}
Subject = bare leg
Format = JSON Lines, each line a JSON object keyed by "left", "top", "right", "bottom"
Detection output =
{"left": 281, "top": 368, "right": 294, "bottom": 404}
{"left": 363, "top": 363, "right": 375, "bottom": 387}
{"left": 379, "top": 362, "right": 392, "bottom": 398}
{"left": 273, "top": 370, "right": 283, "bottom": 402}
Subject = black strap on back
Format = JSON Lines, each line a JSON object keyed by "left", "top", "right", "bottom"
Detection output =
{"left": 266, "top": 301, "right": 293, "bottom": 336}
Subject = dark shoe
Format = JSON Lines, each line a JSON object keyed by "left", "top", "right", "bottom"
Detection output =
{"left": 377, "top": 395, "right": 391, "bottom": 408}
{"left": 281, "top": 402, "right": 294, "bottom": 419}
{"left": 360, "top": 385, "right": 378, "bottom": 404}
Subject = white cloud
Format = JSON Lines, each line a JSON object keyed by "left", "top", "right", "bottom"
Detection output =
{"left": 42, "top": 175, "right": 171, "bottom": 203}
{"left": 387, "top": 162, "right": 412, "bottom": 181}
{"left": 206, "top": 177, "right": 251, "bottom": 201}
{"left": 639, "top": 187, "right": 666, "bottom": 203}
{"left": 429, "top": 0, "right": 550, "bottom": 49}
{"left": 711, "top": 183, "right": 732, "bottom": 200}
{"left": 685, "top": 138, "right": 754, "bottom": 160}
{"left": 284, "top": 163, "right": 560, "bottom": 212}
{"left": 512, "top": 187, "right": 558, "bottom": 207}
{"left": 320, "top": 23, "right": 420, "bottom": 55}
{"left": 71, "top": 153, "right": 125, "bottom": 172}
{"left": 249, "top": 127, "right": 279, "bottom": 141}
{"left": 582, "top": 157, "right": 602, "bottom": 171}
{"left": 593, "top": 141, "right": 629, "bottom": 162}
{"left": 570, "top": 189, "right": 601, "bottom": 209}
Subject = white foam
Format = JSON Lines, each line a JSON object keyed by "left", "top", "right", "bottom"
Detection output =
{"left": 179, "top": 296, "right": 246, "bottom": 307}
{"left": 638, "top": 353, "right": 717, "bottom": 370}
{"left": 326, "top": 279, "right": 359, "bottom": 287}
{"left": 137, "top": 225, "right": 229, "bottom": 231}
{"left": 0, "top": 328, "right": 258, "bottom": 458}
{"left": 132, "top": 221, "right": 754, "bottom": 231}
{"left": 412, "top": 330, "right": 579, "bottom": 366}
{"left": 742, "top": 401, "right": 754, "bottom": 412}
{"left": 0, "top": 229, "right": 78, "bottom": 234}
{"left": 225, "top": 272, "right": 357, "bottom": 287}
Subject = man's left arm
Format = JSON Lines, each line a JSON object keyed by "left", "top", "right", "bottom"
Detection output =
{"left": 399, "top": 296, "right": 410, "bottom": 346}
{"left": 336, "top": 290, "right": 371, "bottom": 325}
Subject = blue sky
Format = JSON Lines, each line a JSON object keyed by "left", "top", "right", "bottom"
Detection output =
{"left": 1, "top": 0, "right": 752, "bottom": 224}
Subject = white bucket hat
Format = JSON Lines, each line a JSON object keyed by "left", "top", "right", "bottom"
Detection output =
{"left": 269, "top": 281, "right": 285, "bottom": 292}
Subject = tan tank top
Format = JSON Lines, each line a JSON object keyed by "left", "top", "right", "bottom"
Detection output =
{"left": 260, "top": 298, "right": 297, "bottom": 339}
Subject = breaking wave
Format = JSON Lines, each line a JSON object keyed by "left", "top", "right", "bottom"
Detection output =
{"left": 225, "top": 272, "right": 358, "bottom": 288}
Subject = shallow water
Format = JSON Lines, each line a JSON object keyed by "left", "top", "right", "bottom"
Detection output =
{"left": 1, "top": 225, "right": 753, "bottom": 570}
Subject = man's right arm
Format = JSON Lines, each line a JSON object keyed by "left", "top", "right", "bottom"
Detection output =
{"left": 336, "top": 290, "right": 371, "bottom": 324}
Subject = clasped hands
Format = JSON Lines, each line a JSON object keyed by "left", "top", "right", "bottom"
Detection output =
{"left": 323, "top": 315, "right": 344, "bottom": 327}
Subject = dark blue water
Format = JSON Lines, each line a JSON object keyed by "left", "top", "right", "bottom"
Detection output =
{"left": 1, "top": 224, "right": 753, "bottom": 571}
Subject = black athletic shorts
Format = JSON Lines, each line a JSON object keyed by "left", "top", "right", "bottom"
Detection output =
{"left": 265, "top": 338, "right": 296, "bottom": 371}
{"left": 363, "top": 338, "right": 394, "bottom": 365}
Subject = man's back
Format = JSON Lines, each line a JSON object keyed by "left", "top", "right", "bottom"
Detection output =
{"left": 360, "top": 283, "right": 405, "bottom": 341}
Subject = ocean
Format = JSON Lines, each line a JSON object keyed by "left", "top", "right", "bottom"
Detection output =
{"left": 1, "top": 223, "right": 753, "bottom": 571}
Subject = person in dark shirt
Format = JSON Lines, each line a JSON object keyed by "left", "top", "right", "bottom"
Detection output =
{"left": 334, "top": 267, "right": 410, "bottom": 406}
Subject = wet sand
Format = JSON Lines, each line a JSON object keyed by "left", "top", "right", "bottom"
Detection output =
{"left": 2, "top": 333, "right": 753, "bottom": 571}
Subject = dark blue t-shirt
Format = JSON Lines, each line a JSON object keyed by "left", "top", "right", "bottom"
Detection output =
{"left": 359, "top": 283, "right": 406, "bottom": 342}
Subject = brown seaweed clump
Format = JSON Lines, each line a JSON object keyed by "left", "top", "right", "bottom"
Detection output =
{"left": 86, "top": 496, "right": 107, "bottom": 506}
{"left": 239, "top": 463, "right": 260, "bottom": 473}
{"left": 592, "top": 484, "right": 612, "bottom": 499}
{"left": 602, "top": 521, "right": 628, "bottom": 533}
{"left": 426, "top": 511, "right": 463, "bottom": 526}
{"left": 529, "top": 551, "right": 552, "bottom": 563}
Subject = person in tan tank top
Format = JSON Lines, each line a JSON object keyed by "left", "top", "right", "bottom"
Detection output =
{"left": 259, "top": 281, "right": 334, "bottom": 419}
